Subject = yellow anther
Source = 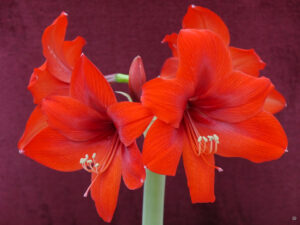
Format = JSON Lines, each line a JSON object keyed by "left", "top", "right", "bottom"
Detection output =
{"left": 196, "top": 134, "right": 220, "bottom": 154}
{"left": 80, "top": 153, "right": 99, "bottom": 174}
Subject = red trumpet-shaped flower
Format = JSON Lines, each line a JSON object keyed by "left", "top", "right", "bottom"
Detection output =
{"left": 161, "top": 5, "right": 286, "bottom": 114}
{"left": 142, "top": 29, "right": 287, "bottom": 202}
{"left": 19, "top": 55, "right": 152, "bottom": 222}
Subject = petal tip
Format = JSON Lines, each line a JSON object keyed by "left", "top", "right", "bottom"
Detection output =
{"left": 61, "top": 11, "right": 68, "bottom": 16}
{"left": 18, "top": 149, "right": 25, "bottom": 154}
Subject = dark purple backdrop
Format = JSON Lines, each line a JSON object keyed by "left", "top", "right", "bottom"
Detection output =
{"left": 0, "top": 0, "right": 299, "bottom": 225}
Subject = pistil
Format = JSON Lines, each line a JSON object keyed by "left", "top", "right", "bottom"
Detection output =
{"left": 80, "top": 133, "right": 121, "bottom": 197}
{"left": 184, "top": 111, "right": 222, "bottom": 172}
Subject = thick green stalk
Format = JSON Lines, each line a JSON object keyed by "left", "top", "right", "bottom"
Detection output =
{"left": 142, "top": 169, "right": 166, "bottom": 225}
{"left": 114, "top": 73, "right": 129, "bottom": 83}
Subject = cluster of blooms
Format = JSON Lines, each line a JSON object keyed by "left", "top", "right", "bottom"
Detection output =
{"left": 18, "top": 5, "right": 287, "bottom": 222}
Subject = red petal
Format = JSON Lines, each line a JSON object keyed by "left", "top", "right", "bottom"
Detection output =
{"left": 190, "top": 71, "right": 273, "bottom": 123}
{"left": 182, "top": 147, "right": 215, "bottom": 203}
{"left": 23, "top": 127, "right": 111, "bottom": 171}
{"left": 193, "top": 111, "right": 287, "bottom": 163}
{"left": 162, "top": 33, "right": 178, "bottom": 57}
{"left": 128, "top": 56, "right": 146, "bottom": 101}
{"left": 264, "top": 88, "right": 286, "bottom": 114}
{"left": 160, "top": 57, "right": 178, "bottom": 79}
{"left": 18, "top": 106, "right": 48, "bottom": 151}
{"left": 143, "top": 120, "right": 184, "bottom": 176}
{"left": 42, "top": 96, "right": 114, "bottom": 142}
{"left": 91, "top": 150, "right": 122, "bottom": 222}
{"left": 28, "top": 62, "right": 69, "bottom": 104}
{"left": 42, "top": 12, "right": 86, "bottom": 83}
{"left": 107, "top": 102, "right": 153, "bottom": 146}
{"left": 230, "top": 47, "right": 266, "bottom": 77}
{"left": 70, "top": 54, "right": 117, "bottom": 112}
{"left": 141, "top": 77, "right": 191, "bottom": 127}
{"left": 62, "top": 37, "right": 86, "bottom": 68}
{"left": 182, "top": 5, "right": 230, "bottom": 45}
{"left": 177, "top": 29, "right": 232, "bottom": 95}
{"left": 121, "top": 142, "right": 146, "bottom": 190}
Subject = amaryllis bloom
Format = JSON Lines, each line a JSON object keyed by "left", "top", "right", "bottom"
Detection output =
{"left": 142, "top": 29, "right": 287, "bottom": 202}
{"left": 161, "top": 5, "right": 286, "bottom": 114}
{"left": 18, "top": 55, "right": 152, "bottom": 222}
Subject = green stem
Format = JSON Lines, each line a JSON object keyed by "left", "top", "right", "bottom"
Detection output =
{"left": 142, "top": 169, "right": 166, "bottom": 225}
{"left": 114, "top": 73, "right": 129, "bottom": 83}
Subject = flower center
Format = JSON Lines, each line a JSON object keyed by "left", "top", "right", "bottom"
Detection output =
{"left": 183, "top": 111, "right": 223, "bottom": 172}
{"left": 80, "top": 133, "right": 121, "bottom": 197}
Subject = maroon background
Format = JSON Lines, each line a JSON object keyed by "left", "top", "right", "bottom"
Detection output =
{"left": 0, "top": 0, "right": 299, "bottom": 224}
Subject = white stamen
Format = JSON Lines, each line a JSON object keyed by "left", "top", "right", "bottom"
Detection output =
{"left": 207, "top": 136, "right": 214, "bottom": 154}
{"left": 80, "top": 153, "right": 99, "bottom": 174}
{"left": 80, "top": 153, "right": 101, "bottom": 197}
{"left": 197, "top": 134, "right": 220, "bottom": 155}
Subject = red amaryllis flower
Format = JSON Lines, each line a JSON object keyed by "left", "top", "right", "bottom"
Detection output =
{"left": 142, "top": 29, "right": 287, "bottom": 202}
{"left": 19, "top": 12, "right": 85, "bottom": 153}
{"left": 19, "top": 55, "right": 152, "bottom": 222}
{"left": 161, "top": 5, "right": 286, "bottom": 114}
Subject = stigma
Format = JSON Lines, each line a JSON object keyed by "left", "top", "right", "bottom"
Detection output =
{"left": 80, "top": 153, "right": 100, "bottom": 198}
